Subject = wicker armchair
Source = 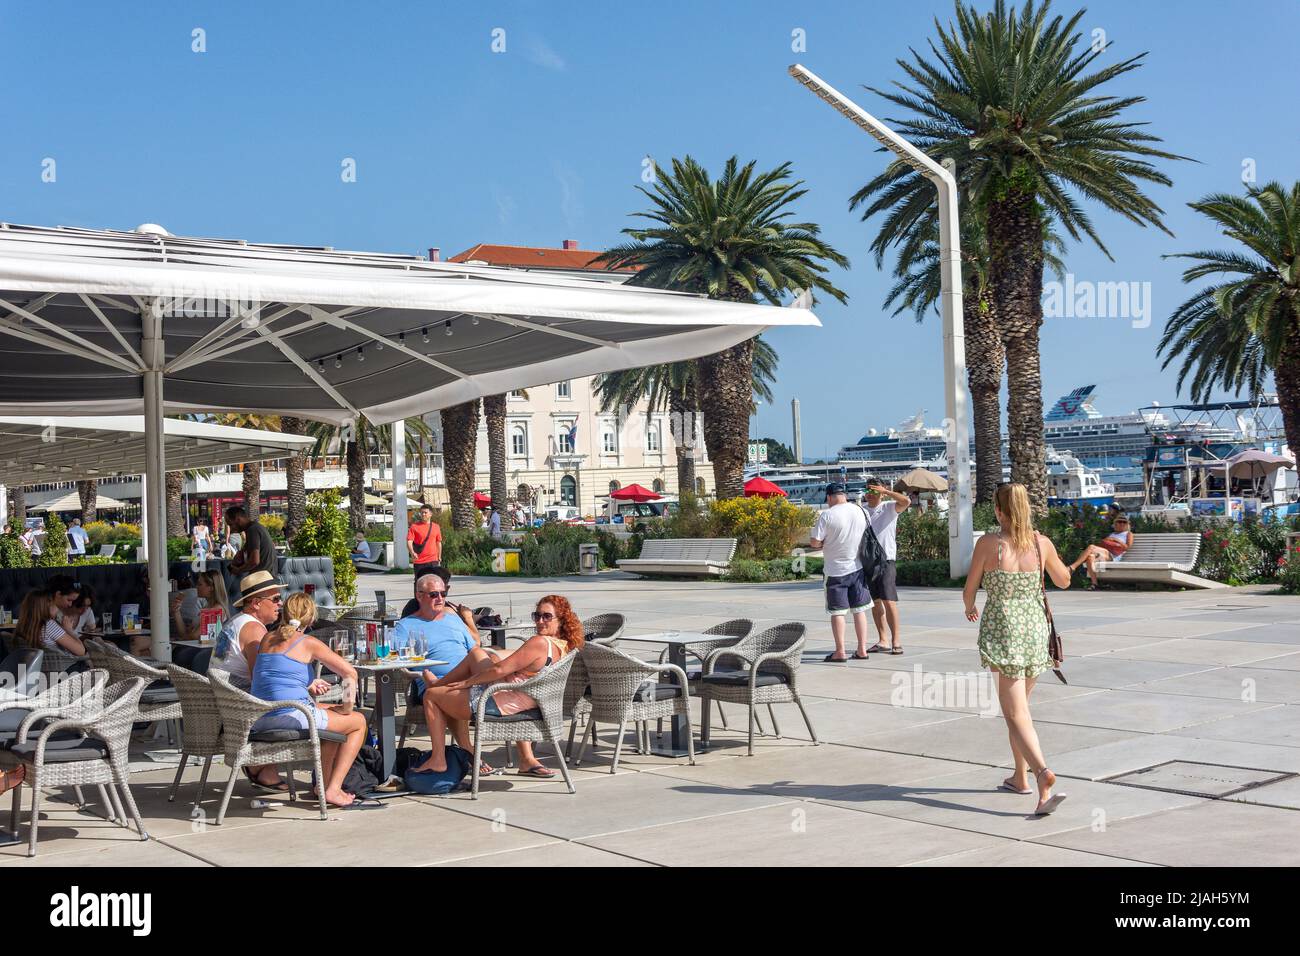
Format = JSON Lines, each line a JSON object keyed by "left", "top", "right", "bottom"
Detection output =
{"left": 209, "top": 671, "right": 344, "bottom": 824}
{"left": 581, "top": 613, "right": 625, "bottom": 647}
{"left": 163, "top": 665, "right": 226, "bottom": 810}
{"left": 656, "top": 618, "right": 755, "bottom": 734}
{"left": 5, "top": 676, "right": 149, "bottom": 857}
{"left": 470, "top": 652, "right": 578, "bottom": 799}
{"left": 38, "top": 643, "right": 87, "bottom": 675}
{"left": 574, "top": 643, "right": 695, "bottom": 772}
{"left": 339, "top": 603, "right": 378, "bottom": 622}
{"left": 697, "top": 623, "right": 818, "bottom": 756}
{"left": 85, "top": 639, "right": 182, "bottom": 745}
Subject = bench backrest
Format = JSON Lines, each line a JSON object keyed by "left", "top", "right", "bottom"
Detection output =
{"left": 1122, "top": 533, "right": 1201, "bottom": 570}
{"left": 636, "top": 538, "right": 738, "bottom": 563}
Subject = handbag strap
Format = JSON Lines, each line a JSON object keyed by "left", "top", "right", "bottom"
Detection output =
{"left": 1032, "top": 533, "right": 1054, "bottom": 625}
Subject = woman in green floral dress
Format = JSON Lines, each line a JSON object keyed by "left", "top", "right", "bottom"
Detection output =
{"left": 963, "top": 483, "right": 1072, "bottom": 814}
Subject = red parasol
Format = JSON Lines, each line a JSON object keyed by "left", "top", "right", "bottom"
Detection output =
{"left": 744, "top": 475, "right": 788, "bottom": 498}
{"left": 473, "top": 491, "right": 492, "bottom": 509}
{"left": 609, "top": 483, "right": 662, "bottom": 502}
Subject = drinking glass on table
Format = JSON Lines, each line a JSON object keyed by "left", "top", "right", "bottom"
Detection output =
{"left": 101, "top": 612, "right": 112, "bottom": 633}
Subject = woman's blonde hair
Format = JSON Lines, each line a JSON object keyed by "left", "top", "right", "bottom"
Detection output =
{"left": 267, "top": 592, "right": 317, "bottom": 647}
{"left": 994, "top": 482, "right": 1036, "bottom": 553}
{"left": 197, "top": 569, "right": 230, "bottom": 615}
{"left": 16, "top": 590, "right": 53, "bottom": 649}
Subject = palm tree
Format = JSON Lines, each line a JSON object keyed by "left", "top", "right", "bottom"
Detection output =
{"left": 593, "top": 338, "right": 779, "bottom": 496}
{"left": 306, "top": 417, "right": 434, "bottom": 532}
{"left": 482, "top": 394, "right": 510, "bottom": 528}
{"left": 852, "top": 0, "right": 1185, "bottom": 509}
{"left": 440, "top": 400, "right": 481, "bottom": 529}
{"left": 213, "top": 413, "right": 281, "bottom": 518}
{"left": 280, "top": 415, "right": 307, "bottom": 543}
{"left": 165, "top": 471, "right": 185, "bottom": 537}
{"left": 76, "top": 479, "right": 97, "bottom": 523}
{"left": 883, "top": 209, "right": 1067, "bottom": 503}
{"left": 1158, "top": 182, "right": 1300, "bottom": 458}
{"left": 597, "top": 156, "right": 848, "bottom": 499}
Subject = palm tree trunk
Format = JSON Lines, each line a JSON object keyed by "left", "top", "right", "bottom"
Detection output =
{"left": 346, "top": 438, "right": 366, "bottom": 532}
{"left": 440, "top": 400, "right": 481, "bottom": 530}
{"left": 668, "top": 389, "right": 696, "bottom": 494}
{"left": 697, "top": 336, "right": 755, "bottom": 500}
{"left": 1275, "top": 320, "right": 1300, "bottom": 467}
{"left": 988, "top": 195, "right": 1048, "bottom": 512}
{"left": 165, "top": 471, "right": 186, "bottom": 538}
{"left": 483, "top": 394, "right": 509, "bottom": 528}
{"left": 10, "top": 486, "right": 25, "bottom": 524}
{"left": 242, "top": 462, "right": 262, "bottom": 520}
{"left": 77, "top": 479, "right": 98, "bottom": 523}
{"left": 966, "top": 289, "right": 1005, "bottom": 504}
{"left": 281, "top": 416, "right": 307, "bottom": 543}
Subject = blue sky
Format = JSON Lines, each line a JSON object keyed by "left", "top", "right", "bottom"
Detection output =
{"left": 4, "top": 0, "right": 1296, "bottom": 458}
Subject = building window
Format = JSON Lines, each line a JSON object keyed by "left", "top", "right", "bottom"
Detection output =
{"left": 560, "top": 475, "right": 577, "bottom": 506}
{"left": 508, "top": 390, "right": 526, "bottom": 399}
{"left": 557, "top": 423, "right": 575, "bottom": 453}
{"left": 555, "top": 380, "right": 571, "bottom": 399}
{"left": 511, "top": 425, "right": 527, "bottom": 456}
{"left": 608, "top": 480, "right": 620, "bottom": 494}
{"left": 646, "top": 423, "right": 660, "bottom": 452}
{"left": 652, "top": 479, "right": 664, "bottom": 493}
{"left": 602, "top": 430, "right": 617, "bottom": 454}
{"left": 695, "top": 477, "right": 706, "bottom": 495}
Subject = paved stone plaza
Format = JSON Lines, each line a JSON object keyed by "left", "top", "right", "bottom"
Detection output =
{"left": 5, "top": 572, "right": 1298, "bottom": 867}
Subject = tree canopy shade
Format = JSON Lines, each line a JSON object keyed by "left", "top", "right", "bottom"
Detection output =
{"left": 1158, "top": 182, "right": 1300, "bottom": 460}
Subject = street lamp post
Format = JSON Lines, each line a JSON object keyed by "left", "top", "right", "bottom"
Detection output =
{"left": 789, "top": 63, "right": 973, "bottom": 578}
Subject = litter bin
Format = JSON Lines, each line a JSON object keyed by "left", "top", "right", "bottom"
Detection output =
{"left": 578, "top": 543, "right": 600, "bottom": 575}
{"left": 491, "top": 548, "right": 521, "bottom": 573}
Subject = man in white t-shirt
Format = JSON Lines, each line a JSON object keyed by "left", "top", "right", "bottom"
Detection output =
{"left": 861, "top": 478, "right": 910, "bottom": 654}
{"left": 66, "top": 518, "right": 89, "bottom": 556}
{"left": 809, "top": 483, "right": 872, "bottom": 662}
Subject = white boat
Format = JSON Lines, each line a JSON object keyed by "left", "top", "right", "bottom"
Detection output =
{"left": 1045, "top": 448, "right": 1116, "bottom": 508}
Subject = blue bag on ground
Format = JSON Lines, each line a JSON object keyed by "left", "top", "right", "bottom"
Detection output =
{"left": 403, "top": 744, "right": 472, "bottom": 795}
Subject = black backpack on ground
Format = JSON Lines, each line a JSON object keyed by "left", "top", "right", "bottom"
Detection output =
{"left": 342, "top": 744, "right": 385, "bottom": 795}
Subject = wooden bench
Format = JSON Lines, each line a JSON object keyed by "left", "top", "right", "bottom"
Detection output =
{"left": 617, "top": 538, "right": 737, "bottom": 577}
{"left": 1096, "top": 532, "right": 1225, "bottom": 589}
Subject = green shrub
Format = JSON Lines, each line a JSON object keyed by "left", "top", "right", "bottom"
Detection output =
{"left": 260, "top": 514, "right": 286, "bottom": 542}
{"left": 972, "top": 502, "right": 999, "bottom": 532}
{"left": 520, "top": 521, "right": 593, "bottom": 576}
{"left": 709, "top": 495, "right": 816, "bottom": 560}
{"left": 895, "top": 559, "right": 965, "bottom": 588}
{"left": 1241, "top": 517, "right": 1289, "bottom": 582}
{"left": 36, "top": 514, "right": 68, "bottom": 567}
{"left": 594, "top": 529, "right": 626, "bottom": 569}
{"left": 69, "top": 555, "right": 122, "bottom": 566}
{"left": 441, "top": 528, "right": 497, "bottom": 576}
{"left": 897, "top": 508, "right": 950, "bottom": 561}
{"left": 166, "top": 537, "right": 191, "bottom": 562}
{"left": 0, "top": 528, "right": 31, "bottom": 569}
{"left": 1278, "top": 538, "right": 1300, "bottom": 594}
{"left": 290, "top": 488, "right": 356, "bottom": 605}
{"left": 364, "top": 520, "right": 393, "bottom": 542}
{"left": 1192, "top": 524, "right": 1258, "bottom": 586}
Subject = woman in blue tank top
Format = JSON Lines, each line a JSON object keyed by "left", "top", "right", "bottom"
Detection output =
{"left": 250, "top": 593, "right": 367, "bottom": 808}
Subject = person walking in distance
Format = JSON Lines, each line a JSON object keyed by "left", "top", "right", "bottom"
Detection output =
{"left": 861, "top": 479, "right": 909, "bottom": 654}
{"left": 407, "top": 504, "right": 443, "bottom": 580}
{"left": 963, "top": 482, "right": 1072, "bottom": 815}
{"left": 809, "top": 483, "right": 872, "bottom": 662}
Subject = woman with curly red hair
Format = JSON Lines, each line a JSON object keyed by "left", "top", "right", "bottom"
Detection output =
{"left": 412, "top": 595, "right": 584, "bottom": 778}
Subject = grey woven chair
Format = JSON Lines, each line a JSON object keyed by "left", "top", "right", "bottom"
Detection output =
{"left": 37, "top": 643, "right": 87, "bottom": 675}
{"left": 470, "top": 652, "right": 578, "bottom": 799}
{"left": 209, "top": 671, "right": 345, "bottom": 824}
{"left": 339, "top": 603, "right": 378, "bottom": 622}
{"left": 656, "top": 618, "right": 755, "bottom": 734}
{"left": 697, "top": 622, "right": 818, "bottom": 756}
{"left": 5, "top": 676, "right": 149, "bottom": 857}
{"left": 574, "top": 643, "right": 695, "bottom": 772}
{"left": 581, "top": 613, "right": 625, "bottom": 647}
{"left": 164, "top": 664, "right": 226, "bottom": 810}
{"left": 85, "top": 639, "right": 182, "bottom": 745}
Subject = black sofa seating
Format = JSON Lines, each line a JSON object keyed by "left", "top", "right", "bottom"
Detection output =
{"left": 0, "top": 556, "right": 336, "bottom": 624}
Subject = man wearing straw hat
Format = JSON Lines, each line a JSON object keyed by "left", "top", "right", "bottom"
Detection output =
{"left": 862, "top": 477, "right": 910, "bottom": 655}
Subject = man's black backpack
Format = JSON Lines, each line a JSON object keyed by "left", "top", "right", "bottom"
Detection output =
{"left": 342, "top": 744, "right": 385, "bottom": 796}
{"left": 857, "top": 513, "right": 886, "bottom": 589}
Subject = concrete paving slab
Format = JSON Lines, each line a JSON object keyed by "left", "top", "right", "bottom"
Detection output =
{"left": 1169, "top": 704, "right": 1300, "bottom": 748}
{"left": 434, "top": 840, "right": 654, "bottom": 866}
{"left": 584, "top": 800, "right": 1002, "bottom": 867}
{"left": 1015, "top": 656, "right": 1211, "bottom": 691}
{"left": 1186, "top": 622, "right": 1300, "bottom": 644}
{"left": 1038, "top": 799, "right": 1300, "bottom": 865}
{"left": 1081, "top": 619, "right": 1262, "bottom": 639}
{"left": 1028, "top": 688, "right": 1274, "bottom": 734}
{"left": 856, "top": 715, "right": 1137, "bottom": 766}
{"left": 772, "top": 696, "right": 970, "bottom": 744}
{"left": 1137, "top": 666, "right": 1300, "bottom": 703}
{"left": 1251, "top": 652, "right": 1300, "bottom": 671}
{"left": 1223, "top": 774, "right": 1300, "bottom": 810}
{"left": 0, "top": 835, "right": 211, "bottom": 867}
{"left": 1050, "top": 732, "right": 1300, "bottom": 781}
{"left": 907, "top": 840, "right": 1153, "bottom": 866}
{"left": 1106, "top": 638, "right": 1300, "bottom": 666}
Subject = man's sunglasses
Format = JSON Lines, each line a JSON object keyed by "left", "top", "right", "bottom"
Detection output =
{"left": 418, "top": 590, "right": 448, "bottom": 599}
{"left": 531, "top": 611, "right": 556, "bottom": 622}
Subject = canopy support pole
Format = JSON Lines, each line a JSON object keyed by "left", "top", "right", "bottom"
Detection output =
{"left": 392, "top": 423, "right": 409, "bottom": 570}
{"left": 142, "top": 296, "right": 170, "bottom": 660}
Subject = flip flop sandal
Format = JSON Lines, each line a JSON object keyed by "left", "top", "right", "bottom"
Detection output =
{"left": 1034, "top": 793, "right": 1068, "bottom": 815}
{"left": 890, "top": 646, "right": 905, "bottom": 655}
{"left": 516, "top": 765, "right": 556, "bottom": 778}
{"left": 337, "top": 798, "right": 386, "bottom": 810}
{"left": 822, "top": 653, "right": 848, "bottom": 662}
{"left": 479, "top": 763, "right": 501, "bottom": 777}
{"left": 243, "top": 768, "right": 290, "bottom": 794}
{"left": 998, "top": 780, "right": 1033, "bottom": 795}
{"left": 864, "top": 644, "right": 890, "bottom": 654}
{"left": 851, "top": 651, "right": 872, "bottom": 660}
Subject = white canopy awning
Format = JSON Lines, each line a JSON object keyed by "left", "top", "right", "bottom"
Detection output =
{"left": 0, "top": 223, "right": 819, "bottom": 426}
{"left": 31, "top": 489, "right": 128, "bottom": 513}
{"left": 0, "top": 415, "right": 316, "bottom": 487}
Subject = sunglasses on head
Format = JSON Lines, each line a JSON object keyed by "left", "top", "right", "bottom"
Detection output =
{"left": 531, "top": 611, "right": 556, "bottom": 622}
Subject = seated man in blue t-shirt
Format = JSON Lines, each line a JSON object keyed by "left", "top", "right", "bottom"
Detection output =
{"left": 396, "top": 569, "right": 481, "bottom": 704}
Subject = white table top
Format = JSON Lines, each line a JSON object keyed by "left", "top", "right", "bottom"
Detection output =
{"left": 353, "top": 658, "right": 448, "bottom": 673}
{"left": 171, "top": 639, "right": 215, "bottom": 649}
{"left": 623, "top": 631, "right": 721, "bottom": 646}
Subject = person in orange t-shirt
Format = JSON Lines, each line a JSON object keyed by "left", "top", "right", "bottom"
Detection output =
{"left": 407, "top": 505, "right": 443, "bottom": 579}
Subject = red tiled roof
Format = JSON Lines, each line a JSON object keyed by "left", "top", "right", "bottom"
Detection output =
{"left": 447, "top": 243, "right": 638, "bottom": 273}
